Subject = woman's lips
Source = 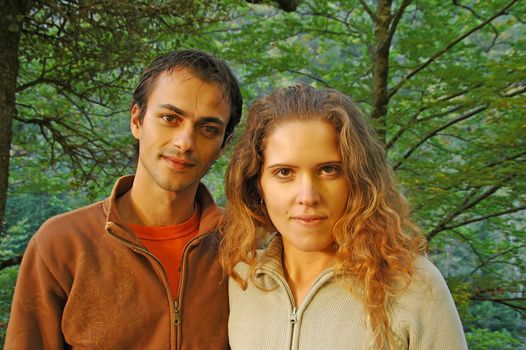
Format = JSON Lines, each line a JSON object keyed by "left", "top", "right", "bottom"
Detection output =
{"left": 291, "top": 215, "right": 327, "bottom": 226}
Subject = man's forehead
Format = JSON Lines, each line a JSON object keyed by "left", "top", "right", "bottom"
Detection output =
{"left": 150, "top": 69, "right": 229, "bottom": 104}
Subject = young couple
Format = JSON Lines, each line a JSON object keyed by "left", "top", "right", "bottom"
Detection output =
{"left": 5, "top": 49, "right": 467, "bottom": 349}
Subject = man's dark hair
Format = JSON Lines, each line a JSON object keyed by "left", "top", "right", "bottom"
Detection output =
{"left": 132, "top": 49, "right": 243, "bottom": 147}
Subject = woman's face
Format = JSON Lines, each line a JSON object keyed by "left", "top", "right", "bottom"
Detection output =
{"left": 260, "top": 119, "right": 349, "bottom": 255}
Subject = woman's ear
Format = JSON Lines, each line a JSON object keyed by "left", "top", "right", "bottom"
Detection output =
{"left": 256, "top": 179, "right": 275, "bottom": 232}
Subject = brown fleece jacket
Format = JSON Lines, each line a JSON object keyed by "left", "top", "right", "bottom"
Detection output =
{"left": 5, "top": 176, "right": 229, "bottom": 350}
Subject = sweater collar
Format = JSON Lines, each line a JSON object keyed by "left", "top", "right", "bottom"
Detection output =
{"left": 103, "top": 175, "right": 222, "bottom": 245}
{"left": 256, "top": 234, "right": 286, "bottom": 278}
{"left": 254, "top": 235, "right": 336, "bottom": 300}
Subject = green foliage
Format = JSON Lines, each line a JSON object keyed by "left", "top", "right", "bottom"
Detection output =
{"left": 203, "top": 151, "right": 231, "bottom": 207}
{"left": 467, "top": 301, "right": 525, "bottom": 337}
{"left": 10, "top": 0, "right": 246, "bottom": 208}
{"left": 0, "top": 220, "right": 32, "bottom": 263}
{"left": 203, "top": 0, "right": 526, "bottom": 346}
{"left": 0, "top": 266, "right": 18, "bottom": 346}
{"left": 1, "top": 0, "right": 525, "bottom": 347}
{"left": 466, "top": 328, "right": 522, "bottom": 350}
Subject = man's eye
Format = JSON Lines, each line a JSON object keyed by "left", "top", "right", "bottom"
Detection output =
{"left": 202, "top": 125, "right": 219, "bottom": 137}
{"left": 161, "top": 115, "right": 178, "bottom": 123}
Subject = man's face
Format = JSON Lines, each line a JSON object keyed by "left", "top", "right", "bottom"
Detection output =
{"left": 131, "top": 68, "right": 231, "bottom": 195}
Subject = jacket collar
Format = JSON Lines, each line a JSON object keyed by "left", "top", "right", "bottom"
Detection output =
{"left": 254, "top": 235, "right": 335, "bottom": 294}
{"left": 257, "top": 234, "right": 286, "bottom": 278}
{"left": 103, "top": 175, "right": 222, "bottom": 245}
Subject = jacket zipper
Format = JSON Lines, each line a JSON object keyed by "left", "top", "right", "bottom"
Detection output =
{"left": 174, "top": 300, "right": 180, "bottom": 326}
{"left": 173, "top": 230, "right": 215, "bottom": 349}
{"left": 289, "top": 306, "right": 297, "bottom": 324}
{"left": 263, "top": 266, "right": 334, "bottom": 350}
{"left": 289, "top": 307, "right": 298, "bottom": 349}
{"left": 106, "top": 227, "right": 182, "bottom": 349}
{"left": 265, "top": 270, "right": 298, "bottom": 350}
{"left": 107, "top": 226, "right": 216, "bottom": 349}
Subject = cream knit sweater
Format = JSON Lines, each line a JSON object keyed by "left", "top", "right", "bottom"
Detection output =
{"left": 229, "top": 236, "right": 467, "bottom": 350}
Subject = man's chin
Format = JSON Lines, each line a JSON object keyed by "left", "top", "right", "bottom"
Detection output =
{"left": 156, "top": 179, "right": 198, "bottom": 194}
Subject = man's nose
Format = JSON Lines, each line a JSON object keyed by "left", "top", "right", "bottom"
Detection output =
{"left": 172, "top": 125, "right": 196, "bottom": 153}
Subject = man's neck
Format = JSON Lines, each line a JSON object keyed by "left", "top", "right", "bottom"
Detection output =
{"left": 116, "top": 179, "right": 198, "bottom": 227}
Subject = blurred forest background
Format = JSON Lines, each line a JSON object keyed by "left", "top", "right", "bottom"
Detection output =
{"left": 1, "top": 0, "right": 525, "bottom": 348}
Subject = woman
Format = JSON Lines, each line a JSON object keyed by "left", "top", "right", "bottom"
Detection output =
{"left": 220, "top": 85, "right": 467, "bottom": 349}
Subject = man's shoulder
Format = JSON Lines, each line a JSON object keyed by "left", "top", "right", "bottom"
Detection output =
{"left": 34, "top": 199, "right": 108, "bottom": 245}
{"left": 42, "top": 199, "right": 106, "bottom": 228}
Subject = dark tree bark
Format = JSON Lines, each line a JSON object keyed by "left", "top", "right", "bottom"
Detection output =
{"left": 276, "top": 0, "right": 300, "bottom": 12}
{"left": 0, "top": 0, "right": 30, "bottom": 235}
{"left": 246, "top": 0, "right": 300, "bottom": 12}
{"left": 370, "top": 0, "right": 392, "bottom": 142}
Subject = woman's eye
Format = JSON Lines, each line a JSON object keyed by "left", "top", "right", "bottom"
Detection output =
{"left": 274, "top": 168, "right": 293, "bottom": 178}
{"left": 321, "top": 165, "right": 340, "bottom": 175}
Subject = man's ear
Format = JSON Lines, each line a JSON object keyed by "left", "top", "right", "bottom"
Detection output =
{"left": 220, "top": 133, "right": 234, "bottom": 154}
{"left": 131, "top": 104, "right": 142, "bottom": 140}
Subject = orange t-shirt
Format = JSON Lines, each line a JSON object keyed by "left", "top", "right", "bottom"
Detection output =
{"left": 129, "top": 205, "right": 200, "bottom": 299}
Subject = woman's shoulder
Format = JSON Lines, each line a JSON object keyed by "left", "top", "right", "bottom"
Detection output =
{"left": 392, "top": 257, "right": 468, "bottom": 349}
{"left": 398, "top": 255, "right": 455, "bottom": 305}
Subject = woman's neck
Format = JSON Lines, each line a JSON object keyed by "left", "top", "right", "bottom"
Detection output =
{"left": 282, "top": 243, "right": 335, "bottom": 307}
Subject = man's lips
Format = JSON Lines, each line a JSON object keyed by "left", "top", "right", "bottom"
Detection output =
{"left": 161, "top": 155, "right": 196, "bottom": 169}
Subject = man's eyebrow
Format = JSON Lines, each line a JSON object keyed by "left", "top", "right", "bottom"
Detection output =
{"left": 159, "top": 103, "right": 226, "bottom": 126}
{"left": 159, "top": 104, "right": 186, "bottom": 116}
{"left": 198, "top": 117, "right": 226, "bottom": 126}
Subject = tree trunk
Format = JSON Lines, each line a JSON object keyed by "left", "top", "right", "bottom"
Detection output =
{"left": 0, "top": 0, "right": 29, "bottom": 235}
{"left": 371, "top": 0, "right": 393, "bottom": 143}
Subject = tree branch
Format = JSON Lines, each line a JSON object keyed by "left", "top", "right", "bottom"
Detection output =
{"left": 449, "top": 228, "right": 484, "bottom": 263}
{"left": 443, "top": 206, "right": 526, "bottom": 231}
{"left": 0, "top": 255, "right": 22, "bottom": 270}
{"left": 286, "top": 69, "right": 332, "bottom": 88}
{"left": 387, "top": 0, "right": 412, "bottom": 42}
{"left": 471, "top": 295, "right": 526, "bottom": 317}
{"left": 386, "top": 105, "right": 464, "bottom": 149}
{"left": 388, "top": 0, "right": 521, "bottom": 100}
{"left": 486, "top": 149, "right": 526, "bottom": 168}
{"left": 386, "top": 81, "right": 486, "bottom": 149}
{"left": 393, "top": 105, "right": 488, "bottom": 170}
{"left": 358, "top": 0, "right": 377, "bottom": 22}
{"left": 426, "top": 176, "right": 514, "bottom": 240}
{"left": 370, "top": 0, "right": 394, "bottom": 139}
{"left": 504, "top": 84, "right": 526, "bottom": 98}
{"left": 466, "top": 243, "right": 526, "bottom": 279}
{"left": 16, "top": 77, "right": 68, "bottom": 92}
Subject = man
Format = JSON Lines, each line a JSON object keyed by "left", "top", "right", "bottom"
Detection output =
{"left": 5, "top": 49, "right": 242, "bottom": 349}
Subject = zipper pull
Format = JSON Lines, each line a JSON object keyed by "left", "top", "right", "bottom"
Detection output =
{"left": 174, "top": 300, "right": 181, "bottom": 326}
{"left": 290, "top": 307, "right": 297, "bottom": 324}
